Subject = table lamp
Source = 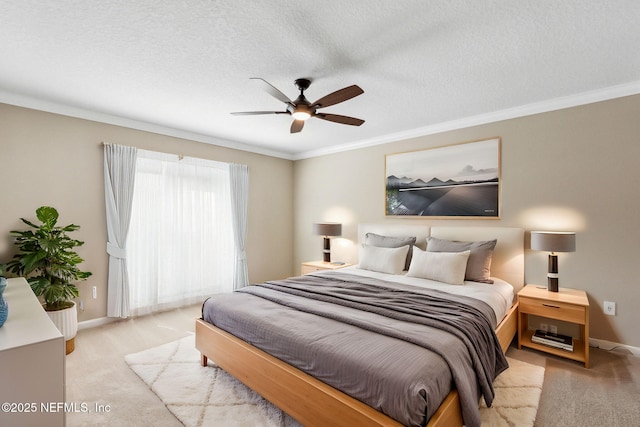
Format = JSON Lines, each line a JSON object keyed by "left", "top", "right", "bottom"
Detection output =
{"left": 313, "top": 223, "right": 342, "bottom": 263}
{"left": 531, "top": 231, "right": 576, "bottom": 292}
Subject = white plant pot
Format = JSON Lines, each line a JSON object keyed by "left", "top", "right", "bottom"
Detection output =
{"left": 46, "top": 301, "right": 78, "bottom": 355}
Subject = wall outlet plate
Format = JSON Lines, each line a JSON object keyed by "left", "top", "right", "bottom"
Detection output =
{"left": 604, "top": 301, "right": 616, "bottom": 316}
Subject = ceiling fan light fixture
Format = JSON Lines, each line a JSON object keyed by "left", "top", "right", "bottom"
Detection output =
{"left": 292, "top": 110, "right": 311, "bottom": 121}
{"left": 291, "top": 103, "right": 312, "bottom": 121}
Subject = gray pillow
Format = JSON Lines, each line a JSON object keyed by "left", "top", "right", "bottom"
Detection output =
{"left": 365, "top": 233, "right": 417, "bottom": 271}
{"left": 426, "top": 237, "right": 497, "bottom": 283}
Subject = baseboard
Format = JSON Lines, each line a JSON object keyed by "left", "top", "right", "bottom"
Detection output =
{"left": 589, "top": 337, "right": 640, "bottom": 357}
{"left": 78, "top": 316, "right": 119, "bottom": 330}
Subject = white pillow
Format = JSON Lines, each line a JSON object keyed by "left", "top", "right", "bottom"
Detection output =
{"left": 407, "top": 247, "right": 471, "bottom": 285}
{"left": 359, "top": 244, "right": 410, "bottom": 275}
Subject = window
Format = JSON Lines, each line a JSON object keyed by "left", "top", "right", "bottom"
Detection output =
{"left": 127, "top": 150, "right": 234, "bottom": 316}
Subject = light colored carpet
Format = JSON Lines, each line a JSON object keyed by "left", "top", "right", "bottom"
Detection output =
{"left": 126, "top": 335, "right": 544, "bottom": 427}
{"left": 534, "top": 350, "right": 640, "bottom": 427}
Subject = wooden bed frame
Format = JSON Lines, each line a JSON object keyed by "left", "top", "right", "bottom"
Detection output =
{"left": 196, "top": 225, "right": 524, "bottom": 427}
{"left": 196, "top": 302, "right": 517, "bottom": 427}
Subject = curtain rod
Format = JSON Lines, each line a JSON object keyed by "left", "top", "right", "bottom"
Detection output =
{"left": 101, "top": 141, "right": 184, "bottom": 160}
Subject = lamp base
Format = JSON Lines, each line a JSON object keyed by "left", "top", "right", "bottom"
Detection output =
{"left": 547, "top": 253, "right": 559, "bottom": 292}
{"left": 322, "top": 237, "right": 331, "bottom": 263}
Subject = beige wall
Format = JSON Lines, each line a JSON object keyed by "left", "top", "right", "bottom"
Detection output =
{"left": 0, "top": 103, "right": 294, "bottom": 322}
{"left": 3, "top": 95, "right": 639, "bottom": 346}
{"left": 294, "top": 94, "right": 640, "bottom": 347}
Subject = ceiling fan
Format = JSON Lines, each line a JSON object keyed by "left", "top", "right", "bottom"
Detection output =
{"left": 231, "top": 78, "right": 365, "bottom": 133}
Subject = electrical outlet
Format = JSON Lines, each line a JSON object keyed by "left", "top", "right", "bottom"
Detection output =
{"left": 79, "top": 300, "right": 84, "bottom": 311}
{"left": 549, "top": 324, "right": 558, "bottom": 334}
{"left": 539, "top": 323, "right": 548, "bottom": 332}
{"left": 92, "top": 286, "right": 97, "bottom": 299}
{"left": 604, "top": 301, "right": 616, "bottom": 316}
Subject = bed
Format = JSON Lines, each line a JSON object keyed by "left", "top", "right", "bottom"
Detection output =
{"left": 196, "top": 225, "right": 523, "bottom": 427}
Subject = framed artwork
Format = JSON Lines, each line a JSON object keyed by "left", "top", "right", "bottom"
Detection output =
{"left": 385, "top": 137, "right": 501, "bottom": 218}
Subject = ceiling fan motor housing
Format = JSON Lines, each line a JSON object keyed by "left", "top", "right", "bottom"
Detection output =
{"left": 294, "top": 78, "right": 311, "bottom": 91}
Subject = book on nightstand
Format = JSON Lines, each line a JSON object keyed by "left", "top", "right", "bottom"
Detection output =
{"left": 531, "top": 330, "right": 574, "bottom": 352}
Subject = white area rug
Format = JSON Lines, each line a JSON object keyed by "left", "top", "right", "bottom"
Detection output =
{"left": 480, "top": 357, "right": 545, "bottom": 426}
{"left": 125, "top": 335, "right": 299, "bottom": 427}
{"left": 126, "top": 335, "right": 544, "bottom": 427}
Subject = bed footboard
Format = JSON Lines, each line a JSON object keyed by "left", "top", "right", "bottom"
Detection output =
{"left": 195, "top": 301, "right": 517, "bottom": 427}
{"left": 196, "top": 319, "right": 406, "bottom": 427}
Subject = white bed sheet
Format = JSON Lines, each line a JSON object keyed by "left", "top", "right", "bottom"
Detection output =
{"left": 317, "top": 266, "right": 515, "bottom": 324}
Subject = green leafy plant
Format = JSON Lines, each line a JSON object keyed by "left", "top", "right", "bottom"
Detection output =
{"left": 6, "top": 206, "right": 92, "bottom": 311}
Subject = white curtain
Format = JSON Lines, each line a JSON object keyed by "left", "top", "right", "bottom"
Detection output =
{"left": 103, "top": 143, "right": 137, "bottom": 318}
{"left": 127, "top": 150, "right": 235, "bottom": 316}
{"left": 229, "top": 164, "right": 249, "bottom": 289}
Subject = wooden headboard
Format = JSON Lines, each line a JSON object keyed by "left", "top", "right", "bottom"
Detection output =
{"left": 358, "top": 224, "right": 524, "bottom": 292}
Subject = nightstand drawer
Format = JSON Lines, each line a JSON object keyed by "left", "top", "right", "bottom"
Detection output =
{"left": 519, "top": 297, "right": 586, "bottom": 324}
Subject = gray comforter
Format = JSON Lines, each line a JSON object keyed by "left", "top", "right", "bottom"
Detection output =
{"left": 202, "top": 271, "right": 508, "bottom": 427}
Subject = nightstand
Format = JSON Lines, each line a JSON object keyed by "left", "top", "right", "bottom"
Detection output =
{"left": 518, "top": 285, "right": 590, "bottom": 367}
{"left": 301, "top": 260, "right": 352, "bottom": 275}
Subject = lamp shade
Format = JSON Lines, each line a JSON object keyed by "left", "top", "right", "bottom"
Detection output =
{"left": 313, "top": 223, "right": 342, "bottom": 237}
{"left": 531, "top": 231, "right": 576, "bottom": 253}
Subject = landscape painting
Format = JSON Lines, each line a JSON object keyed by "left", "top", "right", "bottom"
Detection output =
{"left": 385, "top": 138, "right": 501, "bottom": 218}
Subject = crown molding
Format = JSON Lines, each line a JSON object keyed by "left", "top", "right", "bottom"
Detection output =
{"left": 293, "top": 80, "right": 640, "bottom": 160}
{"left": 0, "top": 90, "right": 295, "bottom": 160}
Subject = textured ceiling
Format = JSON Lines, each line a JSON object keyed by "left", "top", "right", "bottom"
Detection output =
{"left": 1, "top": 1, "right": 639, "bottom": 159}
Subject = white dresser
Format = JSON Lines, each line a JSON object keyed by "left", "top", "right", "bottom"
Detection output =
{"left": 0, "top": 277, "right": 65, "bottom": 427}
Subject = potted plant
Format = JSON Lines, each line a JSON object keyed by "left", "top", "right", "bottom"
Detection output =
{"left": 5, "top": 206, "right": 92, "bottom": 354}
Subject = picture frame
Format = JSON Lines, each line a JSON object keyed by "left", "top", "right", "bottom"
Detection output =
{"left": 385, "top": 137, "right": 501, "bottom": 218}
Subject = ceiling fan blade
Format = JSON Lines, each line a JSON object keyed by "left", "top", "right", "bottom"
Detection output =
{"left": 231, "top": 111, "right": 287, "bottom": 115}
{"left": 311, "top": 85, "right": 364, "bottom": 109}
{"left": 290, "top": 119, "right": 305, "bottom": 133}
{"left": 315, "top": 113, "right": 365, "bottom": 126}
{"left": 250, "top": 77, "right": 293, "bottom": 104}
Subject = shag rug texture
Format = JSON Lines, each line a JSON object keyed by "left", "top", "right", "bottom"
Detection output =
{"left": 125, "top": 335, "right": 544, "bottom": 427}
